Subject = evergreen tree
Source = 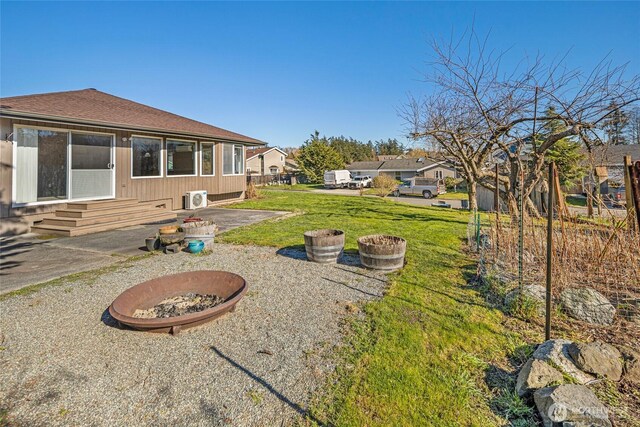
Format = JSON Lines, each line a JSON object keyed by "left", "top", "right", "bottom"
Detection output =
{"left": 373, "top": 138, "right": 405, "bottom": 155}
{"left": 329, "top": 136, "right": 376, "bottom": 164}
{"left": 296, "top": 132, "right": 345, "bottom": 183}
{"left": 541, "top": 106, "right": 587, "bottom": 186}
{"left": 601, "top": 102, "right": 630, "bottom": 145}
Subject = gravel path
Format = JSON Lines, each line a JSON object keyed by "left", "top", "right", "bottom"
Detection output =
{"left": 0, "top": 244, "right": 387, "bottom": 427}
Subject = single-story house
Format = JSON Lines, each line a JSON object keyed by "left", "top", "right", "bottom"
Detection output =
{"left": 579, "top": 144, "right": 639, "bottom": 194}
{"left": 0, "top": 88, "right": 264, "bottom": 235}
{"left": 245, "top": 146, "right": 288, "bottom": 176}
{"left": 347, "top": 158, "right": 457, "bottom": 181}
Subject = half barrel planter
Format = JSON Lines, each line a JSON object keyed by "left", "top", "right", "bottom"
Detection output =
{"left": 303, "top": 229, "right": 345, "bottom": 264}
{"left": 357, "top": 235, "right": 406, "bottom": 271}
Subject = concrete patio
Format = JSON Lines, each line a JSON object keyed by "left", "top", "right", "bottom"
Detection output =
{"left": 0, "top": 207, "right": 288, "bottom": 294}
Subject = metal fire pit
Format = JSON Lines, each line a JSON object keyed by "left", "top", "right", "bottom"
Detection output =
{"left": 108, "top": 270, "right": 247, "bottom": 334}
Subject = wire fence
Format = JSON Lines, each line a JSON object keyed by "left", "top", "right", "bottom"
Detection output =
{"left": 468, "top": 201, "right": 640, "bottom": 348}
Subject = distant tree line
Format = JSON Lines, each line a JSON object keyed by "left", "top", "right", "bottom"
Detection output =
{"left": 294, "top": 131, "right": 408, "bottom": 183}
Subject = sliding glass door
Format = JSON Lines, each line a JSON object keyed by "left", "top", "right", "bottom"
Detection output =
{"left": 14, "top": 126, "right": 115, "bottom": 205}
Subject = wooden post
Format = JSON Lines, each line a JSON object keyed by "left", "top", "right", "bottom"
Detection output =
{"left": 630, "top": 162, "right": 640, "bottom": 232}
{"left": 552, "top": 165, "right": 568, "bottom": 218}
{"left": 545, "top": 162, "right": 554, "bottom": 341}
{"left": 494, "top": 164, "right": 500, "bottom": 213}
{"left": 624, "top": 156, "right": 635, "bottom": 230}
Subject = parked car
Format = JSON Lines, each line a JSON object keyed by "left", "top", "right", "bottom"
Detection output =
{"left": 324, "top": 170, "right": 352, "bottom": 188}
{"left": 392, "top": 177, "right": 446, "bottom": 199}
{"left": 348, "top": 175, "right": 373, "bottom": 189}
{"left": 606, "top": 186, "right": 626, "bottom": 208}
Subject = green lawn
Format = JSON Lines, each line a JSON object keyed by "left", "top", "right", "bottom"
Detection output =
{"left": 565, "top": 195, "right": 588, "bottom": 207}
{"left": 440, "top": 190, "right": 469, "bottom": 200}
{"left": 219, "top": 190, "right": 527, "bottom": 426}
{"left": 275, "top": 183, "right": 325, "bottom": 191}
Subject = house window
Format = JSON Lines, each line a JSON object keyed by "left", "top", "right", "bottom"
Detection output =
{"left": 201, "top": 143, "right": 215, "bottom": 176}
{"left": 166, "top": 139, "right": 196, "bottom": 176}
{"left": 270, "top": 166, "right": 278, "bottom": 175}
{"left": 435, "top": 170, "right": 443, "bottom": 179}
{"left": 131, "top": 136, "right": 162, "bottom": 178}
{"left": 395, "top": 172, "right": 402, "bottom": 180}
{"left": 281, "top": 155, "right": 284, "bottom": 162}
{"left": 223, "top": 144, "right": 244, "bottom": 175}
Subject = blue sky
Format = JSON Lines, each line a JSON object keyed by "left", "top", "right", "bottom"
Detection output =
{"left": 1, "top": 1, "right": 639, "bottom": 147}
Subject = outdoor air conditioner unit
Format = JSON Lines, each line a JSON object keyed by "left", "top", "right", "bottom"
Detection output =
{"left": 185, "top": 190, "right": 207, "bottom": 210}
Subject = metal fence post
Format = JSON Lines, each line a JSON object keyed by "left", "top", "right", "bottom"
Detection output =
{"left": 545, "top": 162, "right": 554, "bottom": 341}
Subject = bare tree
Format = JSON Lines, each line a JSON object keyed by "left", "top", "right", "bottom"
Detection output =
{"left": 403, "top": 28, "right": 640, "bottom": 215}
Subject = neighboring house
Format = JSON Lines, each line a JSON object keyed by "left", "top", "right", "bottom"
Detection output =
{"left": 0, "top": 88, "right": 264, "bottom": 235}
{"left": 347, "top": 158, "right": 457, "bottom": 181}
{"left": 245, "top": 146, "right": 288, "bottom": 176}
{"left": 579, "top": 144, "right": 640, "bottom": 194}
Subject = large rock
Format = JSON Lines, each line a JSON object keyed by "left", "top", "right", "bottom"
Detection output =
{"left": 568, "top": 341, "right": 623, "bottom": 381}
{"left": 559, "top": 287, "right": 615, "bottom": 326}
{"left": 619, "top": 346, "right": 640, "bottom": 385}
{"left": 534, "top": 384, "right": 611, "bottom": 427}
{"left": 533, "top": 339, "right": 594, "bottom": 384}
{"left": 515, "top": 357, "right": 563, "bottom": 397}
{"left": 504, "top": 285, "right": 546, "bottom": 317}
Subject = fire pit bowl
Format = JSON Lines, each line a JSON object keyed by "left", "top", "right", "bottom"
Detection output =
{"left": 108, "top": 270, "right": 247, "bottom": 334}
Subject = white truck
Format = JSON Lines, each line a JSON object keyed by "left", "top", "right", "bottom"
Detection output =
{"left": 348, "top": 175, "right": 373, "bottom": 189}
{"left": 324, "top": 170, "right": 352, "bottom": 189}
{"left": 392, "top": 177, "right": 446, "bottom": 199}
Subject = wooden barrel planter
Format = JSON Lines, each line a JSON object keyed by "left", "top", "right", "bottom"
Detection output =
{"left": 303, "top": 229, "right": 345, "bottom": 264}
{"left": 357, "top": 235, "right": 406, "bottom": 271}
{"left": 182, "top": 220, "right": 218, "bottom": 250}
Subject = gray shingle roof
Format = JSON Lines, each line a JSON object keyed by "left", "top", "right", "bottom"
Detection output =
{"left": 347, "top": 158, "right": 444, "bottom": 172}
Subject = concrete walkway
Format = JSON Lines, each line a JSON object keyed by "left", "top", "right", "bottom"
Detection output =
{"left": 0, "top": 207, "right": 287, "bottom": 294}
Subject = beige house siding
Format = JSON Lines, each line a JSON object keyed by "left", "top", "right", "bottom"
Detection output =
{"left": 0, "top": 118, "right": 248, "bottom": 232}
{"left": 246, "top": 149, "right": 286, "bottom": 175}
{"left": 421, "top": 165, "right": 457, "bottom": 180}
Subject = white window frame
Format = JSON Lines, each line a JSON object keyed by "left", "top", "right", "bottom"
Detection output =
{"left": 222, "top": 143, "right": 245, "bottom": 176}
{"left": 130, "top": 134, "right": 164, "bottom": 180}
{"left": 11, "top": 124, "right": 116, "bottom": 207}
{"left": 200, "top": 141, "right": 216, "bottom": 176}
{"left": 435, "top": 170, "right": 443, "bottom": 180}
{"left": 166, "top": 138, "right": 197, "bottom": 177}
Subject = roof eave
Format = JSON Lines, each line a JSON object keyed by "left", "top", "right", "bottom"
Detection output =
{"left": 0, "top": 109, "right": 266, "bottom": 146}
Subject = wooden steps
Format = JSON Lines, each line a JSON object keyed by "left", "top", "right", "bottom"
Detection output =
{"left": 30, "top": 198, "right": 177, "bottom": 237}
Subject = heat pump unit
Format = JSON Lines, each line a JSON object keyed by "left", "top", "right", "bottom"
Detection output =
{"left": 185, "top": 190, "right": 207, "bottom": 210}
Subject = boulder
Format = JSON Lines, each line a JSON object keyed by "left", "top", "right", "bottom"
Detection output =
{"left": 504, "top": 285, "right": 546, "bottom": 317}
{"left": 559, "top": 287, "right": 615, "bottom": 326}
{"left": 534, "top": 384, "right": 611, "bottom": 427}
{"left": 533, "top": 339, "right": 594, "bottom": 384}
{"left": 618, "top": 346, "right": 640, "bottom": 385}
{"left": 568, "top": 341, "right": 623, "bottom": 381}
{"left": 515, "top": 358, "right": 563, "bottom": 397}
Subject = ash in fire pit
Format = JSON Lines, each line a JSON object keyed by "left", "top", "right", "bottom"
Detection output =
{"left": 133, "top": 293, "right": 224, "bottom": 319}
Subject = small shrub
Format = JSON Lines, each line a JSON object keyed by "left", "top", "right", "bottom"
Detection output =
{"left": 444, "top": 176, "right": 464, "bottom": 190}
{"left": 493, "top": 389, "right": 534, "bottom": 420}
{"left": 372, "top": 175, "right": 397, "bottom": 197}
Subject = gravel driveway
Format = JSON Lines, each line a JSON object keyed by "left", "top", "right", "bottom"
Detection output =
{"left": 0, "top": 244, "right": 387, "bottom": 426}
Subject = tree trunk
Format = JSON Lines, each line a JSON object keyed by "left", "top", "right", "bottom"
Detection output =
{"left": 468, "top": 180, "right": 478, "bottom": 210}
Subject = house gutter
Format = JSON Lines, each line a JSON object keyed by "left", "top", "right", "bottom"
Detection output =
{"left": 0, "top": 110, "right": 265, "bottom": 146}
